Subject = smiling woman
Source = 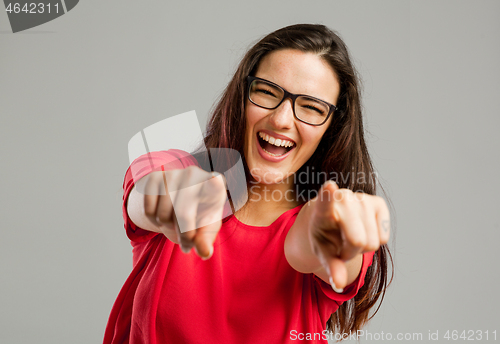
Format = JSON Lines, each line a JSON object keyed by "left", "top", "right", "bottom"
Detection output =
{"left": 104, "top": 24, "right": 393, "bottom": 344}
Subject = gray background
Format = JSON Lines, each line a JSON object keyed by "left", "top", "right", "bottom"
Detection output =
{"left": 1, "top": 1, "right": 499, "bottom": 343}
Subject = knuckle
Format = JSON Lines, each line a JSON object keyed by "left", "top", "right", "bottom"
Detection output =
{"left": 179, "top": 168, "right": 193, "bottom": 182}
{"left": 214, "top": 174, "right": 227, "bottom": 188}
{"left": 184, "top": 166, "right": 195, "bottom": 173}
{"left": 150, "top": 171, "right": 165, "bottom": 185}
{"left": 184, "top": 166, "right": 200, "bottom": 178}
{"left": 144, "top": 210, "right": 156, "bottom": 220}
{"left": 207, "top": 175, "right": 225, "bottom": 190}
{"left": 179, "top": 231, "right": 193, "bottom": 241}
{"left": 364, "top": 239, "right": 380, "bottom": 252}
{"left": 175, "top": 213, "right": 192, "bottom": 225}
{"left": 359, "top": 196, "right": 370, "bottom": 210}
{"left": 376, "top": 196, "right": 389, "bottom": 211}
{"left": 349, "top": 235, "right": 366, "bottom": 248}
{"left": 335, "top": 189, "right": 353, "bottom": 203}
{"left": 143, "top": 202, "right": 156, "bottom": 217}
{"left": 178, "top": 224, "right": 196, "bottom": 238}
{"left": 145, "top": 213, "right": 157, "bottom": 224}
{"left": 156, "top": 210, "right": 170, "bottom": 223}
{"left": 380, "top": 236, "right": 389, "bottom": 245}
{"left": 353, "top": 190, "right": 366, "bottom": 202}
{"left": 204, "top": 179, "right": 228, "bottom": 201}
{"left": 360, "top": 193, "right": 374, "bottom": 204}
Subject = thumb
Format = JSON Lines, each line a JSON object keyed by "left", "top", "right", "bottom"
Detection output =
{"left": 317, "top": 180, "right": 339, "bottom": 205}
{"left": 193, "top": 220, "right": 220, "bottom": 260}
{"left": 311, "top": 180, "right": 340, "bottom": 228}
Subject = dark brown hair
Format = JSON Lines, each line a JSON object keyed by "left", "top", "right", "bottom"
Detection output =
{"left": 204, "top": 23, "right": 393, "bottom": 336}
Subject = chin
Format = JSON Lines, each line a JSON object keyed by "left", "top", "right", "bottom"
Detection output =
{"left": 248, "top": 165, "right": 291, "bottom": 185}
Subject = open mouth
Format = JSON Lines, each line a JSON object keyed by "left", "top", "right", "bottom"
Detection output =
{"left": 257, "top": 131, "right": 296, "bottom": 157}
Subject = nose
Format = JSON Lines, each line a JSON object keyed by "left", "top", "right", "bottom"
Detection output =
{"left": 269, "top": 98, "right": 294, "bottom": 129}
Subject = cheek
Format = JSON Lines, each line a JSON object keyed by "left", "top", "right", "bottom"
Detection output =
{"left": 245, "top": 103, "right": 265, "bottom": 126}
{"left": 244, "top": 106, "right": 266, "bottom": 143}
{"left": 243, "top": 115, "right": 251, "bottom": 147}
{"left": 300, "top": 128, "right": 325, "bottom": 153}
{"left": 243, "top": 107, "right": 259, "bottom": 155}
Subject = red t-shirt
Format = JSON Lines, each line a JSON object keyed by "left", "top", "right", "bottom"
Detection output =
{"left": 103, "top": 150, "right": 374, "bottom": 344}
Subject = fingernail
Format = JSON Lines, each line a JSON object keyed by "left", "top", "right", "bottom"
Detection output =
{"left": 180, "top": 245, "right": 191, "bottom": 254}
{"left": 201, "top": 246, "right": 214, "bottom": 260}
{"left": 324, "top": 264, "right": 331, "bottom": 276}
{"left": 329, "top": 277, "right": 344, "bottom": 293}
{"left": 325, "top": 180, "right": 338, "bottom": 187}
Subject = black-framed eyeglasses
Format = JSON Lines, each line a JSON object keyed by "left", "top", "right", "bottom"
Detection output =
{"left": 246, "top": 76, "right": 337, "bottom": 126}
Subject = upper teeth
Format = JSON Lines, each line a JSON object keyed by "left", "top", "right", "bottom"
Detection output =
{"left": 259, "top": 132, "right": 295, "bottom": 147}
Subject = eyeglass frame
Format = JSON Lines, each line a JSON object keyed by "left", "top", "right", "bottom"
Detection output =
{"left": 246, "top": 76, "right": 338, "bottom": 126}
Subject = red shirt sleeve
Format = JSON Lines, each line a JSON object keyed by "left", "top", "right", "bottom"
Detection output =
{"left": 122, "top": 149, "right": 200, "bottom": 242}
{"left": 313, "top": 250, "right": 375, "bottom": 308}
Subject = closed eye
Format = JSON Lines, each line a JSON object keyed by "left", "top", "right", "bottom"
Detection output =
{"left": 302, "top": 104, "right": 327, "bottom": 116}
{"left": 256, "top": 88, "right": 277, "bottom": 97}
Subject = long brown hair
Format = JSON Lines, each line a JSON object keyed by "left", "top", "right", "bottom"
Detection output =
{"left": 204, "top": 23, "right": 393, "bottom": 335}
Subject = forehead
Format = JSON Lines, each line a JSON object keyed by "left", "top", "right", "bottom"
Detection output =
{"left": 254, "top": 49, "right": 340, "bottom": 104}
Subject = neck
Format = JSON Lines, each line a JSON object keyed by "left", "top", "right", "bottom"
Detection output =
{"left": 233, "top": 176, "right": 302, "bottom": 225}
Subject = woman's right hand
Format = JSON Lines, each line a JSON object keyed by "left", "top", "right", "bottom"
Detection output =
{"left": 127, "top": 166, "right": 228, "bottom": 259}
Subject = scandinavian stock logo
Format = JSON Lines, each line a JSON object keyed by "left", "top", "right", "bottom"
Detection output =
{"left": 3, "top": 0, "right": 79, "bottom": 33}
{"left": 128, "top": 111, "right": 248, "bottom": 233}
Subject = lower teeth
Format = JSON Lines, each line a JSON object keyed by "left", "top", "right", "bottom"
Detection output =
{"left": 263, "top": 148, "right": 284, "bottom": 157}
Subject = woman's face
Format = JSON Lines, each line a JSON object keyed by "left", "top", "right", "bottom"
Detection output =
{"left": 244, "top": 49, "right": 340, "bottom": 185}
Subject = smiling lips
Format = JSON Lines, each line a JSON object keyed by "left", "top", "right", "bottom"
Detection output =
{"left": 257, "top": 131, "right": 296, "bottom": 157}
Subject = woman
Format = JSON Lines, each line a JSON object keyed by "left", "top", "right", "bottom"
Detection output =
{"left": 104, "top": 24, "right": 392, "bottom": 343}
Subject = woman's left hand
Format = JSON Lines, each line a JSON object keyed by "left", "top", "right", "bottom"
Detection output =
{"left": 308, "top": 180, "right": 391, "bottom": 292}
